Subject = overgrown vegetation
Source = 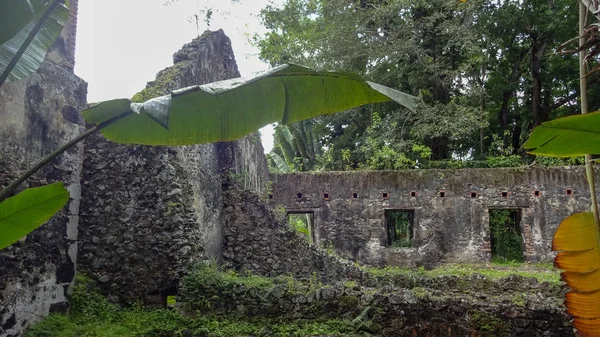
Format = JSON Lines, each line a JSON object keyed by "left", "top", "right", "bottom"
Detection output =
{"left": 489, "top": 209, "right": 524, "bottom": 263}
{"left": 25, "top": 272, "right": 358, "bottom": 337}
{"left": 364, "top": 262, "right": 560, "bottom": 285}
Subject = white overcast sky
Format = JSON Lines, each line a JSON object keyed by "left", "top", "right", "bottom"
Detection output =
{"left": 74, "top": 0, "right": 277, "bottom": 152}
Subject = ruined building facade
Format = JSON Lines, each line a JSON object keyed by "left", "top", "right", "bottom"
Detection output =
{"left": 0, "top": 8, "right": 592, "bottom": 336}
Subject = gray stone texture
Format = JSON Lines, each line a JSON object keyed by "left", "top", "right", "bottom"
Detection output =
{"left": 77, "top": 30, "right": 269, "bottom": 304}
{"left": 181, "top": 267, "right": 572, "bottom": 337}
{"left": 222, "top": 187, "right": 365, "bottom": 283}
{"left": 270, "top": 167, "right": 596, "bottom": 267}
{"left": 0, "top": 1, "right": 86, "bottom": 334}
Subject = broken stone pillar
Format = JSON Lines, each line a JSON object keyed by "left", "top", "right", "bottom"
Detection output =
{"left": 78, "top": 30, "right": 269, "bottom": 304}
{"left": 0, "top": 1, "right": 87, "bottom": 335}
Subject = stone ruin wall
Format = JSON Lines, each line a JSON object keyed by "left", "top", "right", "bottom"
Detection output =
{"left": 77, "top": 30, "right": 270, "bottom": 304}
{"left": 0, "top": 1, "right": 86, "bottom": 335}
{"left": 269, "top": 167, "right": 595, "bottom": 267}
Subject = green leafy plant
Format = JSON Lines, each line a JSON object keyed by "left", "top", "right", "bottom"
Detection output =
{"left": 522, "top": 3, "right": 600, "bottom": 335}
{"left": 0, "top": 55, "right": 418, "bottom": 250}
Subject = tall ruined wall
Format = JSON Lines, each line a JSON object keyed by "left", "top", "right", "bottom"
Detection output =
{"left": 270, "top": 167, "right": 594, "bottom": 267}
{"left": 78, "top": 30, "right": 269, "bottom": 304}
{"left": 0, "top": 2, "right": 87, "bottom": 335}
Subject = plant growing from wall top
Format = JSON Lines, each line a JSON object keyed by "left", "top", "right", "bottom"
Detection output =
{"left": 524, "top": 2, "right": 600, "bottom": 335}
{"left": 0, "top": 0, "right": 418, "bottom": 250}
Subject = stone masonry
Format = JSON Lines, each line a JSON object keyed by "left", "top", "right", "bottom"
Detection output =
{"left": 77, "top": 30, "right": 269, "bottom": 305}
{"left": 0, "top": 1, "right": 86, "bottom": 335}
{"left": 270, "top": 167, "right": 596, "bottom": 267}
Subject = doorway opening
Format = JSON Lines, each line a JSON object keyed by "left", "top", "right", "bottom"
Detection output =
{"left": 489, "top": 209, "right": 524, "bottom": 262}
{"left": 385, "top": 210, "right": 414, "bottom": 248}
{"left": 287, "top": 211, "right": 315, "bottom": 244}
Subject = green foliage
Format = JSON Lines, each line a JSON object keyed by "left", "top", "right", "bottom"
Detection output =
{"left": 0, "top": 182, "right": 69, "bottom": 250}
{"left": 489, "top": 210, "right": 524, "bottom": 263}
{"left": 364, "top": 262, "right": 560, "bottom": 284}
{"left": 524, "top": 111, "right": 600, "bottom": 157}
{"left": 469, "top": 310, "right": 510, "bottom": 337}
{"left": 386, "top": 211, "right": 413, "bottom": 248}
{"left": 0, "top": 0, "right": 70, "bottom": 82}
{"left": 82, "top": 64, "right": 416, "bottom": 146}
{"left": 255, "top": 0, "right": 589, "bottom": 168}
{"left": 26, "top": 271, "right": 357, "bottom": 337}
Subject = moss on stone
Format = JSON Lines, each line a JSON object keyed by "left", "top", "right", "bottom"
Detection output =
{"left": 469, "top": 310, "right": 511, "bottom": 336}
{"left": 131, "top": 61, "right": 191, "bottom": 103}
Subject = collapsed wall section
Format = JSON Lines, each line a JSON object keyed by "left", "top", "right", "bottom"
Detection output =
{"left": 0, "top": 2, "right": 87, "bottom": 334}
{"left": 78, "top": 30, "right": 269, "bottom": 304}
{"left": 222, "top": 187, "right": 364, "bottom": 283}
{"left": 270, "top": 167, "right": 594, "bottom": 267}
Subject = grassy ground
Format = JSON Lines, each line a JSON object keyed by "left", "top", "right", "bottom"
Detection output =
{"left": 365, "top": 261, "right": 560, "bottom": 284}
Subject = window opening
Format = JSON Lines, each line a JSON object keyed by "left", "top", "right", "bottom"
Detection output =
{"left": 353, "top": 192, "right": 359, "bottom": 199}
{"left": 533, "top": 190, "right": 540, "bottom": 197}
{"left": 566, "top": 188, "right": 573, "bottom": 196}
{"left": 382, "top": 192, "right": 389, "bottom": 199}
{"left": 489, "top": 209, "right": 524, "bottom": 263}
{"left": 287, "top": 211, "right": 315, "bottom": 244}
{"left": 385, "top": 210, "right": 414, "bottom": 248}
{"left": 297, "top": 193, "right": 303, "bottom": 199}
{"left": 410, "top": 191, "right": 417, "bottom": 197}
{"left": 323, "top": 193, "right": 329, "bottom": 201}
{"left": 501, "top": 191, "right": 508, "bottom": 198}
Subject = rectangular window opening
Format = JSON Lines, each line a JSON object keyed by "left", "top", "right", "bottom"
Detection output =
{"left": 410, "top": 191, "right": 417, "bottom": 197}
{"left": 353, "top": 192, "right": 359, "bottom": 199}
{"left": 287, "top": 211, "right": 315, "bottom": 244}
{"left": 323, "top": 193, "right": 330, "bottom": 200}
{"left": 566, "top": 188, "right": 573, "bottom": 196}
{"left": 470, "top": 192, "right": 477, "bottom": 198}
{"left": 297, "top": 192, "right": 303, "bottom": 199}
{"left": 488, "top": 209, "right": 524, "bottom": 263}
{"left": 382, "top": 192, "right": 389, "bottom": 199}
{"left": 501, "top": 191, "right": 508, "bottom": 198}
{"left": 533, "top": 190, "right": 540, "bottom": 197}
{"left": 439, "top": 191, "right": 445, "bottom": 198}
{"left": 385, "top": 210, "right": 414, "bottom": 248}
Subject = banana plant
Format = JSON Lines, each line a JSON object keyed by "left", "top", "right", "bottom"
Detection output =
{"left": 523, "top": 2, "right": 600, "bottom": 335}
{"left": 270, "top": 120, "right": 321, "bottom": 172}
{"left": 0, "top": 62, "right": 418, "bottom": 250}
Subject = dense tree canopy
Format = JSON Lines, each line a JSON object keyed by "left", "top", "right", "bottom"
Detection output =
{"left": 255, "top": 0, "right": 599, "bottom": 170}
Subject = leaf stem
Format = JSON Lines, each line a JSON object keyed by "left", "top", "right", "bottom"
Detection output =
{"left": 579, "top": 3, "right": 600, "bottom": 229}
{"left": 0, "top": 0, "right": 63, "bottom": 87}
{"left": 0, "top": 111, "right": 133, "bottom": 202}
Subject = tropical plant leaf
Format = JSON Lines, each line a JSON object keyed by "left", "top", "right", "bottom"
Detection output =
{"left": 524, "top": 111, "right": 600, "bottom": 157}
{"left": 269, "top": 153, "right": 291, "bottom": 173}
{"left": 0, "top": 182, "right": 69, "bottom": 250}
{"left": 553, "top": 212, "right": 600, "bottom": 336}
{"left": 0, "top": 0, "right": 69, "bottom": 82}
{"left": 81, "top": 64, "right": 418, "bottom": 146}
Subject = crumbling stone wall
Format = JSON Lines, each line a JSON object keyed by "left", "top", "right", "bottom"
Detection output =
{"left": 182, "top": 265, "right": 571, "bottom": 337}
{"left": 270, "top": 167, "right": 595, "bottom": 267}
{"left": 0, "top": 2, "right": 87, "bottom": 335}
{"left": 78, "top": 30, "right": 269, "bottom": 304}
{"left": 222, "top": 187, "right": 364, "bottom": 283}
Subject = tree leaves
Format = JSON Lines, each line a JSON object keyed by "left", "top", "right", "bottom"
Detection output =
{"left": 0, "top": 182, "right": 70, "bottom": 250}
{"left": 82, "top": 64, "right": 418, "bottom": 146}
{"left": 552, "top": 212, "right": 600, "bottom": 336}
{"left": 523, "top": 111, "right": 600, "bottom": 156}
{"left": 0, "top": 0, "right": 70, "bottom": 82}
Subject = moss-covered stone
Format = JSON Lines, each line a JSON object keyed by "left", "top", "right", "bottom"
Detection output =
{"left": 131, "top": 61, "right": 191, "bottom": 103}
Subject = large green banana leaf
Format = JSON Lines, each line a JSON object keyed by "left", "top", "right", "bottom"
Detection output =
{"left": 0, "top": 182, "right": 69, "bottom": 250}
{"left": 269, "top": 153, "right": 292, "bottom": 173}
{"left": 0, "top": 0, "right": 69, "bottom": 82}
{"left": 524, "top": 111, "right": 600, "bottom": 156}
{"left": 82, "top": 64, "right": 418, "bottom": 146}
